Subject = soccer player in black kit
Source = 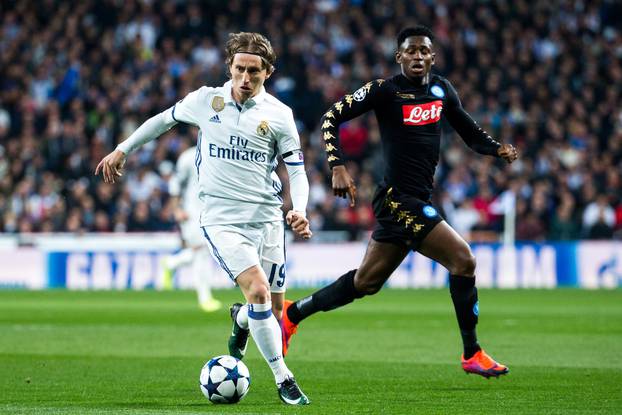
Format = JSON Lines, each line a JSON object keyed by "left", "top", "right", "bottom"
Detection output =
{"left": 280, "top": 26, "right": 518, "bottom": 378}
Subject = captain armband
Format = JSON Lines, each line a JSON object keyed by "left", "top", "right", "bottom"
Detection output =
{"left": 282, "top": 149, "right": 305, "bottom": 166}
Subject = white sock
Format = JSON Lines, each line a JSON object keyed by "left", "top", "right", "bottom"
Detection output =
{"left": 166, "top": 248, "right": 193, "bottom": 270}
{"left": 248, "top": 302, "right": 293, "bottom": 384}
{"left": 192, "top": 248, "right": 213, "bottom": 304}
{"left": 236, "top": 304, "right": 249, "bottom": 329}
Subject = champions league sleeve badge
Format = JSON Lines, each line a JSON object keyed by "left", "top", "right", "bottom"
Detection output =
{"left": 353, "top": 86, "right": 367, "bottom": 101}
{"left": 211, "top": 96, "right": 225, "bottom": 112}
{"left": 257, "top": 120, "right": 269, "bottom": 136}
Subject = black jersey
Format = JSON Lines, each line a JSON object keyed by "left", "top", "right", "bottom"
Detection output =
{"left": 321, "top": 74, "right": 501, "bottom": 199}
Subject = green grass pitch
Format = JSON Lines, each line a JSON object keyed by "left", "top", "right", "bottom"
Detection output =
{"left": 1, "top": 289, "right": 621, "bottom": 414}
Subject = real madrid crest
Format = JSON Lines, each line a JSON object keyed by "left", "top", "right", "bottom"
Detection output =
{"left": 257, "top": 120, "right": 269, "bottom": 136}
{"left": 211, "top": 96, "right": 224, "bottom": 112}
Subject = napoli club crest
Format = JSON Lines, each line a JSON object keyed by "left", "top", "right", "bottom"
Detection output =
{"left": 430, "top": 85, "right": 445, "bottom": 98}
{"left": 423, "top": 205, "right": 438, "bottom": 217}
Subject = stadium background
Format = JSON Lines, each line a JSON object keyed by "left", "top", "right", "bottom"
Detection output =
{"left": 1, "top": 0, "right": 621, "bottom": 240}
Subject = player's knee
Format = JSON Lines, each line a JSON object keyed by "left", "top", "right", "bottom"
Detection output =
{"left": 450, "top": 251, "right": 476, "bottom": 276}
{"left": 247, "top": 282, "right": 271, "bottom": 304}
{"left": 354, "top": 274, "right": 383, "bottom": 296}
{"left": 361, "top": 281, "right": 383, "bottom": 295}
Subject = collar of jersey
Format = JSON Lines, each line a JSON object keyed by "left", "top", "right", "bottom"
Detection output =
{"left": 223, "top": 80, "right": 267, "bottom": 108}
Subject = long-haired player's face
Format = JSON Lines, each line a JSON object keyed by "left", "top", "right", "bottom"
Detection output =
{"left": 229, "top": 53, "right": 272, "bottom": 103}
{"left": 396, "top": 36, "right": 435, "bottom": 81}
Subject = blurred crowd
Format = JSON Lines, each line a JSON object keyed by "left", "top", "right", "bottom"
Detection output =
{"left": 1, "top": 0, "right": 621, "bottom": 241}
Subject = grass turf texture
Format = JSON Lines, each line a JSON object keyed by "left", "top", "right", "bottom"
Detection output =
{"left": 1, "top": 289, "right": 621, "bottom": 415}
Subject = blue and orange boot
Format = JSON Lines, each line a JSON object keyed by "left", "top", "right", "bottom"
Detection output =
{"left": 280, "top": 300, "right": 299, "bottom": 357}
{"left": 461, "top": 349, "right": 509, "bottom": 378}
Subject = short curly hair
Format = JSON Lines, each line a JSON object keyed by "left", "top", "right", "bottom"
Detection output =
{"left": 397, "top": 25, "right": 435, "bottom": 49}
{"left": 225, "top": 32, "right": 276, "bottom": 72}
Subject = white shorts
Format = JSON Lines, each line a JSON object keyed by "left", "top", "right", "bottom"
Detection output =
{"left": 180, "top": 214, "right": 204, "bottom": 247}
{"left": 201, "top": 221, "right": 286, "bottom": 293}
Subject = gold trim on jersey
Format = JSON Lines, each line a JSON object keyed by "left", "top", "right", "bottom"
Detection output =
{"left": 334, "top": 102, "right": 344, "bottom": 113}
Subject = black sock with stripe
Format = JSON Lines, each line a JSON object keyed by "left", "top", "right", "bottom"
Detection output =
{"left": 449, "top": 274, "right": 481, "bottom": 359}
{"left": 287, "top": 269, "right": 361, "bottom": 324}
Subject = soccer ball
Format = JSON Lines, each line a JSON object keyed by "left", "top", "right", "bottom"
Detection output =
{"left": 199, "top": 355, "right": 250, "bottom": 404}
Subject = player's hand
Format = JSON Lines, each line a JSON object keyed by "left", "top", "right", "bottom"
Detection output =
{"left": 332, "top": 165, "right": 356, "bottom": 207}
{"left": 174, "top": 208, "right": 189, "bottom": 222}
{"left": 95, "top": 149, "right": 127, "bottom": 184}
{"left": 497, "top": 144, "right": 518, "bottom": 164}
{"left": 286, "top": 210, "right": 312, "bottom": 240}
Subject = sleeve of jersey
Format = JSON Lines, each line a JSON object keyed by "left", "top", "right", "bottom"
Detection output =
{"left": 284, "top": 155, "right": 309, "bottom": 214}
{"left": 116, "top": 87, "right": 208, "bottom": 154}
{"left": 443, "top": 81, "right": 501, "bottom": 157}
{"left": 321, "top": 79, "right": 386, "bottom": 168}
{"left": 168, "top": 175, "right": 181, "bottom": 198}
{"left": 279, "top": 110, "right": 309, "bottom": 213}
{"left": 170, "top": 87, "right": 209, "bottom": 127}
{"left": 116, "top": 110, "right": 177, "bottom": 154}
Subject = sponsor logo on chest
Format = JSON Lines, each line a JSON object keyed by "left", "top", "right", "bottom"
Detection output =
{"left": 402, "top": 100, "right": 443, "bottom": 126}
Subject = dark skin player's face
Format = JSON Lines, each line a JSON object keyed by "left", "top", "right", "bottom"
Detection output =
{"left": 396, "top": 36, "right": 435, "bottom": 84}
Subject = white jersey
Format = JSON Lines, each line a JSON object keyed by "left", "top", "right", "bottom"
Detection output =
{"left": 169, "top": 146, "right": 202, "bottom": 217}
{"left": 170, "top": 81, "right": 300, "bottom": 226}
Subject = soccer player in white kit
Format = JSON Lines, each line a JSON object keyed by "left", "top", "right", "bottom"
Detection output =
{"left": 161, "top": 145, "right": 222, "bottom": 312}
{"left": 96, "top": 32, "right": 311, "bottom": 405}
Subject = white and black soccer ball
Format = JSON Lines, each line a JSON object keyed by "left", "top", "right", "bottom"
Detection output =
{"left": 199, "top": 355, "right": 250, "bottom": 404}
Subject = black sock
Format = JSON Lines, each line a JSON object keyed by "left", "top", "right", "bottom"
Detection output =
{"left": 287, "top": 270, "right": 361, "bottom": 324}
{"left": 449, "top": 274, "right": 481, "bottom": 359}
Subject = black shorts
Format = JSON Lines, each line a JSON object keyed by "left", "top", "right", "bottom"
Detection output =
{"left": 371, "top": 185, "right": 443, "bottom": 251}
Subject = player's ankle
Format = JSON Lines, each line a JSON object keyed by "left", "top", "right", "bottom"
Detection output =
{"left": 463, "top": 345, "right": 481, "bottom": 360}
{"left": 286, "top": 300, "right": 303, "bottom": 325}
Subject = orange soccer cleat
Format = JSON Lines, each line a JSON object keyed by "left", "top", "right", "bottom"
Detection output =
{"left": 461, "top": 349, "right": 509, "bottom": 378}
{"left": 280, "top": 300, "right": 299, "bottom": 356}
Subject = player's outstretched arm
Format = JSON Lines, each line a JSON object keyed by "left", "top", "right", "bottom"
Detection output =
{"left": 442, "top": 80, "right": 507, "bottom": 158}
{"left": 95, "top": 109, "right": 178, "bottom": 183}
{"left": 95, "top": 87, "right": 209, "bottom": 185}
